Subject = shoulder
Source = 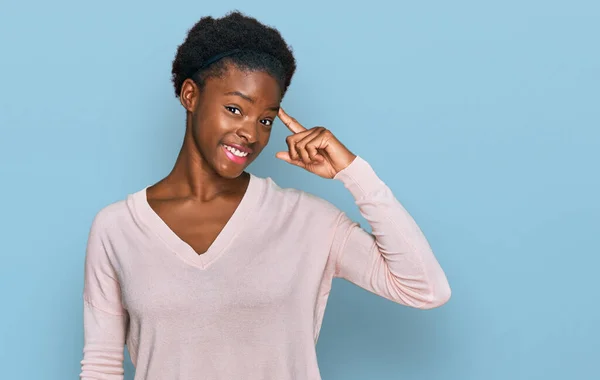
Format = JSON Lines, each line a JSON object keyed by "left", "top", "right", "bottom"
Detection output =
{"left": 257, "top": 175, "right": 343, "bottom": 220}
{"left": 91, "top": 199, "right": 128, "bottom": 229}
{"left": 88, "top": 189, "right": 141, "bottom": 236}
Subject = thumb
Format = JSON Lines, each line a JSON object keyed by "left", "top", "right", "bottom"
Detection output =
{"left": 275, "top": 151, "right": 306, "bottom": 168}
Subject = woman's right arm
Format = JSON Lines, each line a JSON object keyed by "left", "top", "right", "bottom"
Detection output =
{"left": 80, "top": 212, "right": 128, "bottom": 379}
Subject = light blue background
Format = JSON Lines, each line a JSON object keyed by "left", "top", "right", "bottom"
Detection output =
{"left": 1, "top": 1, "right": 598, "bottom": 379}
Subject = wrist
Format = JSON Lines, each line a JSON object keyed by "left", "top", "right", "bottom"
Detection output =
{"left": 334, "top": 151, "right": 357, "bottom": 174}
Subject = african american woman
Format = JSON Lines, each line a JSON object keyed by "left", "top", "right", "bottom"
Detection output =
{"left": 80, "top": 11, "right": 451, "bottom": 380}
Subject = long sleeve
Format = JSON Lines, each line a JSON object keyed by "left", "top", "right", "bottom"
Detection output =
{"left": 330, "top": 156, "right": 451, "bottom": 309}
{"left": 80, "top": 213, "right": 128, "bottom": 379}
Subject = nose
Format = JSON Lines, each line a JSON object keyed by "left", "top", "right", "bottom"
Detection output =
{"left": 236, "top": 119, "right": 259, "bottom": 144}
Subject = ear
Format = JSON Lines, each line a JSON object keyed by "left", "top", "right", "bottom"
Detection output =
{"left": 180, "top": 78, "right": 200, "bottom": 112}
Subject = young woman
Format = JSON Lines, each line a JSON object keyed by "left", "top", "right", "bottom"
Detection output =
{"left": 80, "top": 11, "right": 451, "bottom": 380}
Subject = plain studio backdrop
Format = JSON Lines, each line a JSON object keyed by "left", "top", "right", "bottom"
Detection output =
{"left": 0, "top": 1, "right": 598, "bottom": 379}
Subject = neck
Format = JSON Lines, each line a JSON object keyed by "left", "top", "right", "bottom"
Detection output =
{"left": 156, "top": 117, "right": 248, "bottom": 202}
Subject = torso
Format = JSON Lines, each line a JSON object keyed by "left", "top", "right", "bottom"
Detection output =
{"left": 91, "top": 176, "right": 344, "bottom": 379}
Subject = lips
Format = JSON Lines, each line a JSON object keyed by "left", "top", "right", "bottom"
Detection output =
{"left": 222, "top": 144, "right": 251, "bottom": 164}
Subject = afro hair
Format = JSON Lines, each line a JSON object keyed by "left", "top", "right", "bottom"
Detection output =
{"left": 171, "top": 11, "right": 297, "bottom": 98}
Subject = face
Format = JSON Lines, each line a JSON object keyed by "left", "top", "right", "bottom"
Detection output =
{"left": 180, "top": 65, "right": 282, "bottom": 179}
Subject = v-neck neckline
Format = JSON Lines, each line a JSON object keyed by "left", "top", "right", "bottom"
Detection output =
{"left": 130, "top": 174, "right": 265, "bottom": 269}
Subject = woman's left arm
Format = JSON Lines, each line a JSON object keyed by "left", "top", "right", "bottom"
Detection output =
{"left": 276, "top": 108, "right": 450, "bottom": 309}
{"left": 330, "top": 156, "right": 451, "bottom": 309}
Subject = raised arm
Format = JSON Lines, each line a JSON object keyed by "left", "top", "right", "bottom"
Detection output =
{"left": 276, "top": 108, "right": 450, "bottom": 309}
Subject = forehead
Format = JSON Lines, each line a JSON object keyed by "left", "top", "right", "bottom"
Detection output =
{"left": 206, "top": 65, "right": 282, "bottom": 103}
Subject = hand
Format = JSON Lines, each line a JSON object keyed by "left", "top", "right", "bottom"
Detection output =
{"left": 276, "top": 108, "right": 357, "bottom": 179}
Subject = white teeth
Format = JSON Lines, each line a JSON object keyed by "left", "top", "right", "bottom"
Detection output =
{"left": 224, "top": 145, "right": 248, "bottom": 157}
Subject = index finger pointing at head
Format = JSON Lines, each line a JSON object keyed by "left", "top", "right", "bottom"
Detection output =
{"left": 278, "top": 108, "right": 306, "bottom": 134}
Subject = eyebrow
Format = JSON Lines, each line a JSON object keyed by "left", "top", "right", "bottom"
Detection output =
{"left": 224, "top": 91, "right": 280, "bottom": 112}
{"left": 225, "top": 91, "right": 255, "bottom": 103}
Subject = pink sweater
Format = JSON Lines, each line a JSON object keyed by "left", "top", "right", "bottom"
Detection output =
{"left": 80, "top": 156, "right": 451, "bottom": 379}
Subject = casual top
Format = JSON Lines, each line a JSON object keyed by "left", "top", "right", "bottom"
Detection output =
{"left": 80, "top": 156, "right": 451, "bottom": 380}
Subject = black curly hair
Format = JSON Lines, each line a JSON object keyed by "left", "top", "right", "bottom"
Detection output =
{"left": 171, "top": 11, "right": 297, "bottom": 98}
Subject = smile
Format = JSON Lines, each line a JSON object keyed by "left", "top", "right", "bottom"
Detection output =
{"left": 222, "top": 144, "right": 251, "bottom": 165}
{"left": 222, "top": 144, "right": 249, "bottom": 157}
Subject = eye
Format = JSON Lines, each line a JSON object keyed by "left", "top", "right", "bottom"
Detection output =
{"left": 261, "top": 119, "right": 273, "bottom": 127}
{"left": 225, "top": 106, "right": 241, "bottom": 115}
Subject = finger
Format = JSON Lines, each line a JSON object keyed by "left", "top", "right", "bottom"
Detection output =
{"left": 285, "top": 129, "right": 315, "bottom": 161}
{"left": 275, "top": 151, "right": 306, "bottom": 168}
{"left": 278, "top": 108, "right": 306, "bottom": 134}
{"left": 285, "top": 134, "right": 299, "bottom": 161}
{"left": 305, "top": 135, "right": 326, "bottom": 163}
{"left": 296, "top": 128, "right": 325, "bottom": 164}
{"left": 306, "top": 143, "right": 323, "bottom": 163}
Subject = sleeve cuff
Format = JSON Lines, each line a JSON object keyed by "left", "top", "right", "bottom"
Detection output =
{"left": 333, "top": 156, "right": 386, "bottom": 199}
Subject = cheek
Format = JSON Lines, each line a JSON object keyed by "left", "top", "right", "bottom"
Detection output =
{"left": 195, "top": 113, "right": 228, "bottom": 141}
{"left": 259, "top": 129, "right": 272, "bottom": 146}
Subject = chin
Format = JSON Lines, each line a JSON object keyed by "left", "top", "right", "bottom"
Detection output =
{"left": 212, "top": 145, "right": 258, "bottom": 179}
{"left": 213, "top": 159, "right": 251, "bottom": 179}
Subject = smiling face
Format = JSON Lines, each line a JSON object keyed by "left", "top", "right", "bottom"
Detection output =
{"left": 180, "top": 64, "right": 282, "bottom": 179}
